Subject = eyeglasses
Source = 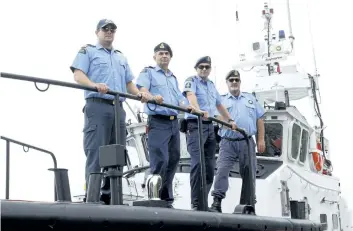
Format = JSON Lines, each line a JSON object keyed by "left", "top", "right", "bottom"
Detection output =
{"left": 102, "top": 27, "right": 116, "bottom": 33}
{"left": 198, "top": 65, "right": 211, "bottom": 70}
{"left": 228, "top": 78, "right": 240, "bottom": 83}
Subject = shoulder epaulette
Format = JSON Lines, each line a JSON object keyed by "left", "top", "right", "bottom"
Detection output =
{"left": 251, "top": 91, "right": 259, "bottom": 102}
{"left": 185, "top": 76, "right": 194, "bottom": 82}
{"left": 244, "top": 92, "right": 253, "bottom": 98}
{"left": 114, "top": 49, "right": 122, "bottom": 54}
{"left": 243, "top": 92, "right": 258, "bottom": 103}
{"left": 140, "top": 66, "right": 154, "bottom": 73}
{"left": 78, "top": 44, "right": 95, "bottom": 54}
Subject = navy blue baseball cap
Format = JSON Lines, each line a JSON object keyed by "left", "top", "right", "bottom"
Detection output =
{"left": 96, "top": 19, "right": 117, "bottom": 30}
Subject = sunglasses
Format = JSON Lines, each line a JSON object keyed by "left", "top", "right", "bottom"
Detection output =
{"left": 228, "top": 78, "right": 240, "bottom": 83}
{"left": 198, "top": 65, "right": 211, "bottom": 70}
{"left": 102, "top": 27, "right": 116, "bottom": 33}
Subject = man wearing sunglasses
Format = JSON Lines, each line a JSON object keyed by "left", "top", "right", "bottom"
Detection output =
{"left": 70, "top": 19, "right": 150, "bottom": 204}
{"left": 182, "top": 56, "right": 237, "bottom": 211}
{"left": 209, "top": 70, "right": 265, "bottom": 213}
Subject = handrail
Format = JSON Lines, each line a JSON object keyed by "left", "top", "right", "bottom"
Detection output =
{"left": 0, "top": 136, "right": 58, "bottom": 200}
{"left": 0, "top": 71, "right": 249, "bottom": 210}
{"left": 0, "top": 72, "right": 247, "bottom": 136}
{"left": 286, "top": 165, "right": 340, "bottom": 192}
{"left": 0, "top": 136, "right": 58, "bottom": 168}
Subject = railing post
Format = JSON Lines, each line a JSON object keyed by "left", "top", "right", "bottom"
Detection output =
{"left": 112, "top": 93, "right": 123, "bottom": 205}
{"left": 48, "top": 168, "right": 71, "bottom": 202}
{"left": 86, "top": 172, "right": 104, "bottom": 203}
{"left": 197, "top": 115, "right": 208, "bottom": 211}
{"left": 5, "top": 140, "right": 10, "bottom": 199}
{"left": 98, "top": 93, "right": 126, "bottom": 205}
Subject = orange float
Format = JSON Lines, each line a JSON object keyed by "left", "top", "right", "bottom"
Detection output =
{"left": 311, "top": 141, "right": 323, "bottom": 172}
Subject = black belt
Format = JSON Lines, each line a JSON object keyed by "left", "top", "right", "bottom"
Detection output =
{"left": 223, "top": 136, "right": 252, "bottom": 142}
{"left": 150, "top": 114, "right": 177, "bottom": 121}
{"left": 187, "top": 119, "right": 213, "bottom": 124}
{"left": 86, "top": 97, "right": 122, "bottom": 106}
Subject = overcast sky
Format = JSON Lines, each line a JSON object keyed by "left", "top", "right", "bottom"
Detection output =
{"left": 0, "top": 0, "right": 352, "bottom": 214}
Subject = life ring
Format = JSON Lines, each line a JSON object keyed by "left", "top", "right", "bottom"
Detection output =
{"left": 310, "top": 142, "right": 323, "bottom": 172}
{"left": 311, "top": 151, "right": 323, "bottom": 172}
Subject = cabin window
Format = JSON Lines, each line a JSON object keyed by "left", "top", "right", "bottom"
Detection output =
{"left": 258, "top": 122, "right": 283, "bottom": 157}
{"left": 320, "top": 214, "right": 328, "bottom": 230}
{"left": 291, "top": 123, "right": 301, "bottom": 159}
{"left": 332, "top": 214, "right": 339, "bottom": 230}
{"left": 299, "top": 129, "right": 309, "bottom": 163}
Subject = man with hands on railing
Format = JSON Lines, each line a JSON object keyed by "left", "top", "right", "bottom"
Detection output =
{"left": 70, "top": 19, "right": 150, "bottom": 204}
{"left": 182, "top": 56, "right": 237, "bottom": 211}
{"left": 209, "top": 69, "right": 265, "bottom": 213}
{"left": 135, "top": 42, "right": 200, "bottom": 208}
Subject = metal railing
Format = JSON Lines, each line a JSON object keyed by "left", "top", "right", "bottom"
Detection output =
{"left": 0, "top": 136, "right": 58, "bottom": 201}
{"left": 0, "top": 72, "right": 252, "bottom": 211}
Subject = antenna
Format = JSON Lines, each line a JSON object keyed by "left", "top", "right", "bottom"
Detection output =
{"left": 262, "top": 2, "right": 274, "bottom": 76}
{"left": 235, "top": 0, "right": 245, "bottom": 63}
{"left": 286, "top": 0, "right": 295, "bottom": 52}
{"left": 306, "top": 0, "right": 319, "bottom": 78}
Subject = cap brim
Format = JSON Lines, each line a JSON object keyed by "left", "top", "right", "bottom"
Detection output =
{"left": 100, "top": 23, "right": 117, "bottom": 29}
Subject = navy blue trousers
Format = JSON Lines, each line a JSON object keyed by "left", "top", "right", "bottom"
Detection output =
{"left": 186, "top": 120, "right": 216, "bottom": 206}
{"left": 147, "top": 116, "right": 180, "bottom": 203}
{"left": 82, "top": 99, "right": 126, "bottom": 196}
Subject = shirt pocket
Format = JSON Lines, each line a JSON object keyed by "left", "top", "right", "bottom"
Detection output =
{"left": 245, "top": 101, "right": 256, "bottom": 118}
{"left": 195, "top": 85, "right": 212, "bottom": 106}
{"left": 150, "top": 77, "right": 167, "bottom": 95}
{"left": 92, "top": 56, "right": 110, "bottom": 76}
{"left": 221, "top": 99, "right": 232, "bottom": 113}
{"left": 116, "top": 59, "right": 127, "bottom": 82}
{"left": 118, "top": 59, "right": 127, "bottom": 73}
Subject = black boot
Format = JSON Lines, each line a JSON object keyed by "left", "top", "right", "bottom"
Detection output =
{"left": 209, "top": 197, "right": 222, "bottom": 213}
{"left": 100, "top": 193, "right": 110, "bottom": 205}
{"left": 191, "top": 203, "right": 198, "bottom": 211}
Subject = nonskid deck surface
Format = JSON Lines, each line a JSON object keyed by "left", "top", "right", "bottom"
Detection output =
{"left": 1, "top": 200, "right": 322, "bottom": 231}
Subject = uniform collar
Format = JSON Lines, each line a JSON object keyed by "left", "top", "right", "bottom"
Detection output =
{"left": 227, "top": 91, "right": 244, "bottom": 99}
{"left": 196, "top": 75, "right": 209, "bottom": 83}
{"left": 96, "top": 43, "right": 114, "bottom": 53}
{"left": 155, "top": 65, "right": 174, "bottom": 77}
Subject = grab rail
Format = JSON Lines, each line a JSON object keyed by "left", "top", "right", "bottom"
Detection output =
{"left": 0, "top": 136, "right": 58, "bottom": 200}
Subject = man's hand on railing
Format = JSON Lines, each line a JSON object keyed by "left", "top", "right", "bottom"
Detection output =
{"left": 152, "top": 95, "right": 163, "bottom": 104}
{"left": 186, "top": 105, "right": 196, "bottom": 114}
{"left": 94, "top": 83, "right": 109, "bottom": 94}
{"left": 137, "top": 92, "right": 151, "bottom": 103}
{"left": 229, "top": 120, "right": 238, "bottom": 131}
{"left": 199, "top": 110, "right": 209, "bottom": 119}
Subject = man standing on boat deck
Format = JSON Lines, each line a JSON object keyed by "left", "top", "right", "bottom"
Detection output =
{"left": 70, "top": 19, "right": 150, "bottom": 204}
{"left": 182, "top": 56, "right": 237, "bottom": 211}
{"left": 136, "top": 42, "right": 198, "bottom": 208}
{"left": 209, "top": 70, "right": 265, "bottom": 213}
